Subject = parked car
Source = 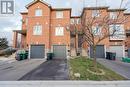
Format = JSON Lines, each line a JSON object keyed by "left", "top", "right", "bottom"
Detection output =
{"left": 0, "top": 47, "right": 17, "bottom": 56}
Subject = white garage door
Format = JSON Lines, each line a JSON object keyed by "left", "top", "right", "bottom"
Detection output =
{"left": 109, "top": 45, "right": 124, "bottom": 60}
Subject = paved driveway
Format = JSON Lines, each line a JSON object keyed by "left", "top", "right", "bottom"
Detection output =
{"left": 0, "top": 59, "right": 45, "bottom": 81}
{"left": 97, "top": 59, "right": 130, "bottom": 80}
{"left": 19, "top": 59, "right": 69, "bottom": 80}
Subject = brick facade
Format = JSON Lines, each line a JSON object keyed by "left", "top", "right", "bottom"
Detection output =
{"left": 13, "top": 0, "right": 130, "bottom": 58}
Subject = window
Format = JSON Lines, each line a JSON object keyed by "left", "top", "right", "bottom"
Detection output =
{"left": 26, "top": 18, "right": 28, "bottom": 25}
{"left": 70, "top": 19, "right": 74, "bottom": 24}
{"left": 92, "top": 10, "right": 100, "bottom": 17}
{"left": 33, "top": 25, "right": 42, "bottom": 35}
{"left": 35, "top": 9, "right": 42, "bottom": 16}
{"left": 92, "top": 26, "right": 102, "bottom": 36}
{"left": 55, "top": 27, "right": 64, "bottom": 36}
{"left": 77, "top": 18, "right": 81, "bottom": 24}
{"left": 56, "top": 11, "right": 63, "bottom": 18}
{"left": 70, "top": 18, "right": 81, "bottom": 24}
{"left": 109, "top": 25, "right": 125, "bottom": 40}
{"left": 110, "top": 12, "right": 117, "bottom": 19}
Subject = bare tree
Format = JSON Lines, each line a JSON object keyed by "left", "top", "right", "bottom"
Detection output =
{"left": 67, "top": 0, "right": 129, "bottom": 70}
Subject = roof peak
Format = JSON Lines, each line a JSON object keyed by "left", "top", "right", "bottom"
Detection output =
{"left": 26, "top": 0, "right": 51, "bottom": 9}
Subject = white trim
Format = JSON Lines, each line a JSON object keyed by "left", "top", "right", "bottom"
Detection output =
{"left": 123, "top": 45, "right": 125, "bottom": 57}
{"left": 104, "top": 45, "right": 107, "bottom": 58}
{"left": 28, "top": 45, "right": 31, "bottom": 59}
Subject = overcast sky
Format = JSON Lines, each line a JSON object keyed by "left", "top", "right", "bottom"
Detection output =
{"left": 0, "top": 0, "right": 130, "bottom": 45}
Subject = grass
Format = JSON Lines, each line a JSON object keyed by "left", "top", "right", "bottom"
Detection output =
{"left": 69, "top": 57, "right": 127, "bottom": 80}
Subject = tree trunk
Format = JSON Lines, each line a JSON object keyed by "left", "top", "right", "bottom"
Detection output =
{"left": 93, "top": 46, "right": 97, "bottom": 71}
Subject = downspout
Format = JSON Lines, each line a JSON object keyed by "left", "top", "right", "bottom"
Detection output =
{"left": 49, "top": 8, "right": 51, "bottom": 52}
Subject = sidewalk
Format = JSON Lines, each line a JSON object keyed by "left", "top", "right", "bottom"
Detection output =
{"left": 0, "top": 81, "right": 130, "bottom": 87}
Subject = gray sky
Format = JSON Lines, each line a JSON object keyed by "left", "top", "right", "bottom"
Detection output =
{"left": 0, "top": 0, "right": 130, "bottom": 45}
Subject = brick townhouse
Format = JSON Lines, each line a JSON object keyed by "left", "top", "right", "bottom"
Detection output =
{"left": 13, "top": 0, "right": 130, "bottom": 60}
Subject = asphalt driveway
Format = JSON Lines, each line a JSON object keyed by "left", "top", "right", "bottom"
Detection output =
{"left": 19, "top": 59, "right": 69, "bottom": 80}
{"left": 97, "top": 59, "right": 130, "bottom": 80}
{"left": 0, "top": 59, "right": 45, "bottom": 81}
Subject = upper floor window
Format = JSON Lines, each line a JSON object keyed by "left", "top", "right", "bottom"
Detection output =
{"left": 109, "top": 24, "right": 125, "bottom": 40}
{"left": 55, "top": 27, "right": 64, "bottom": 36}
{"left": 33, "top": 25, "right": 42, "bottom": 35}
{"left": 56, "top": 11, "right": 63, "bottom": 18}
{"left": 77, "top": 18, "right": 81, "bottom": 24}
{"left": 70, "top": 19, "right": 75, "bottom": 24}
{"left": 70, "top": 18, "right": 81, "bottom": 24}
{"left": 92, "top": 26, "right": 102, "bottom": 36}
{"left": 110, "top": 12, "right": 117, "bottom": 19}
{"left": 92, "top": 10, "right": 100, "bottom": 17}
{"left": 35, "top": 9, "right": 42, "bottom": 16}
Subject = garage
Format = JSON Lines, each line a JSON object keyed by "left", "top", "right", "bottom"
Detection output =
{"left": 30, "top": 45, "right": 45, "bottom": 59}
{"left": 90, "top": 45, "right": 105, "bottom": 58}
{"left": 109, "top": 45, "right": 124, "bottom": 60}
{"left": 128, "top": 48, "right": 130, "bottom": 58}
{"left": 53, "top": 45, "right": 66, "bottom": 59}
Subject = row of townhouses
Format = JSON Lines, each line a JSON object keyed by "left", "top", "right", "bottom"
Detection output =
{"left": 13, "top": 0, "right": 130, "bottom": 60}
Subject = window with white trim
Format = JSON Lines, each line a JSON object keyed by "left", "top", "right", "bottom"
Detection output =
{"left": 110, "top": 12, "right": 117, "bottom": 19}
{"left": 70, "top": 19, "right": 74, "bottom": 24}
{"left": 92, "top": 26, "right": 102, "bottom": 36}
{"left": 56, "top": 11, "right": 63, "bottom": 18}
{"left": 109, "top": 24, "right": 125, "bottom": 40}
{"left": 55, "top": 27, "right": 64, "bottom": 36}
{"left": 33, "top": 25, "right": 42, "bottom": 35}
{"left": 35, "top": 9, "right": 42, "bottom": 16}
{"left": 92, "top": 10, "right": 100, "bottom": 17}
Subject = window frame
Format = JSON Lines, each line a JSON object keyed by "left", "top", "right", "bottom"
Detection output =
{"left": 56, "top": 11, "right": 63, "bottom": 19}
{"left": 110, "top": 12, "right": 117, "bottom": 19}
{"left": 35, "top": 9, "right": 42, "bottom": 17}
{"left": 92, "top": 10, "right": 100, "bottom": 17}
{"left": 55, "top": 27, "right": 64, "bottom": 36}
{"left": 33, "top": 25, "right": 42, "bottom": 35}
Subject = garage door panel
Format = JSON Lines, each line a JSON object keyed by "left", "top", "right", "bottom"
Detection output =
{"left": 109, "top": 46, "right": 124, "bottom": 59}
{"left": 30, "top": 45, "right": 45, "bottom": 58}
{"left": 53, "top": 45, "right": 66, "bottom": 59}
{"left": 90, "top": 45, "right": 105, "bottom": 58}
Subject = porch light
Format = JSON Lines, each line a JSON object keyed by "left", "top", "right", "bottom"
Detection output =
{"left": 21, "top": 19, "right": 25, "bottom": 24}
{"left": 66, "top": 25, "right": 70, "bottom": 31}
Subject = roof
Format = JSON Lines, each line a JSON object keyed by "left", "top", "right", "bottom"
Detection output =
{"left": 20, "top": 12, "right": 28, "bottom": 15}
{"left": 84, "top": 6, "right": 109, "bottom": 10}
{"left": 26, "top": 0, "right": 51, "bottom": 9}
{"left": 71, "top": 16, "right": 80, "bottom": 18}
{"left": 13, "top": 30, "right": 27, "bottom": 35}
{"left": 108, "top": 8, "right": 126, "bottom": 12}
{"left": 52, "top": 8, "right": 72, "bottom": 11}
{"left": 124, "top": 13, "right": 130, "bottom": 15}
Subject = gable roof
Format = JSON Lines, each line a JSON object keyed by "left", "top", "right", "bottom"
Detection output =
{"left": 26, "top": 0, "right": 51, "bottom": 9}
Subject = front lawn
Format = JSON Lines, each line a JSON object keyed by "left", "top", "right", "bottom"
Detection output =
{"left": 69, "top": 57, "right": 126, "bottom": 80}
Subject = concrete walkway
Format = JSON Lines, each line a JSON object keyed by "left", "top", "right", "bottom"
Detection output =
{"left": 97, "top": 59, "right": 130, "bottom": 80}
{"left": 0, "top": 81, "right": 130, "bottom": 87}
{"left": 20, "top": 59, "right": 69, "bottom": 80}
